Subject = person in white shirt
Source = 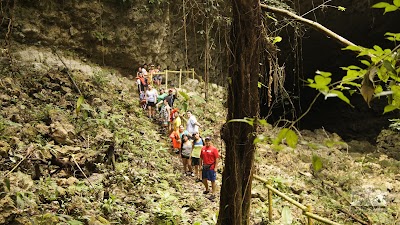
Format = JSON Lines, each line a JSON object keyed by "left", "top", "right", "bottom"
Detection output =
{"left": 186, "top": 110, "right": 201, "bottom": 135}
{"left": 145, "top": 85, "right": 158, "bottom": 118}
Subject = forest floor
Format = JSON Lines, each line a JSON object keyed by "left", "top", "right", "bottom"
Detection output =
{"left": 0, "top": 46, "right": 399, "bottom": 225}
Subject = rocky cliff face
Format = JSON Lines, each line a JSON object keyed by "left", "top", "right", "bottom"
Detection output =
{"left": 3, "top": 0, "right": 188, "bottom": 74}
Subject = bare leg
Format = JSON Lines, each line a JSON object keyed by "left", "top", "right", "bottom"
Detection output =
{"left": 202, "top": 179, "right": 208, "bottom": 192}
{"left": 211, "top": 181, "right": 216, "bottom": 196}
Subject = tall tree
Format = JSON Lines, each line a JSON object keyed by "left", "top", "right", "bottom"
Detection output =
{"left": 218, "top": 0, "right": 262, "bottom": 224}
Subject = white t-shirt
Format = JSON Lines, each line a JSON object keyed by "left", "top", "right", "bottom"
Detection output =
{"left": 146, "top": 89, "right": 158, "bottom": 103}
{"left": 187, "top": 115, "right": 199, "bottom": 134}
{"left": 142, "top": 68, "right": 148, "bottom": 75}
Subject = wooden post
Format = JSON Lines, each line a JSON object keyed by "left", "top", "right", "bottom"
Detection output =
{"left": 268, "top": 180, "right": 273, "bottom": 222}
{"left": 165, "top": 70, "right": 168, "bottom": 90}
{"left": 192, "top": 68, "right": 195, "bottom": 79}
{"left": 307, "top": 205, "right": 313, "bottom": 225}
{"left": 179, "top": 69, "right": 182, "bottom": 89}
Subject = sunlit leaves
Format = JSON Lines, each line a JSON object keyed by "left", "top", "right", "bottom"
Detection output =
{"left": 383, "top": 85, "right": 400, "bottom": 113}
{"left": 329, "top": 90, "right": 351, "bottom": 105}
{"left": 228, "top": 117, "right": 255, "bottom": 126}
{"left": 372, "top": 1, "right": 399, "bottom": 14}
{"left": 338, "top": 6, "right": 346, "bottom": 11}
{"left": 272, "top": 36, "right": 282, "bottom": 44}
{"left": 76, "top": 95, "right": 85, "bottom": 116}
{"left": 308, "top": 71, "right": 332, "bottom": 92}
{"left": 273, "top": 128, "right": 298, "bottom": 148}
{"left": 385, "top": 32, "right": 400, "bottom": 41}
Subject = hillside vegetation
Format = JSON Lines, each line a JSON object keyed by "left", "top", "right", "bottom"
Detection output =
{"left": 0, "top": 46, "right": 399, "bottom": 225}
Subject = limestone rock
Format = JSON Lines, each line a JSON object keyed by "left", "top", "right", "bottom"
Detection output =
{"left": 0, "top": 141, "right": 10, "bottom": 157}
{"left": 377, "top": 129, "right": 400, "bottom": 160}
{"left": 35, "top": 123, "right": 50, "bottom": 135}
{"left": 50, "top": 122, "right": 75, "bottom": 144}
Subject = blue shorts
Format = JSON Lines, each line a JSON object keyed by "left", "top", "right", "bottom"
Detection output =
{"left": 202, "top": 169, "right": 216, "bottom": 182}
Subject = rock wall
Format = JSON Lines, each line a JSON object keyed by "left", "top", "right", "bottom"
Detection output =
{"left": 2, "top": 0, "right": 188, "bottom": 75}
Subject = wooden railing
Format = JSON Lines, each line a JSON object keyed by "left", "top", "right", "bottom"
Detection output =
{"left": 253, "top": 175, "right": 342, "bottom": 225}
{"left": 150, "top": 68, "right": 195, "bottom": 89}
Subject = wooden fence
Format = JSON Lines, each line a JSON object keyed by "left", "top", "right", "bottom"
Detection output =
{"left": 150, "top": 68, "right": 195, "bottom": 90}
{"left": 253, "top": 175, "right": 342, "bottom": 225}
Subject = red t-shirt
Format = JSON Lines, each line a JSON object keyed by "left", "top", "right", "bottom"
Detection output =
{"left": 169, "top": 131, "right": 180, "bottom": 149}
{"left": 200, "top": 146, "right": 219, "bottom": 170}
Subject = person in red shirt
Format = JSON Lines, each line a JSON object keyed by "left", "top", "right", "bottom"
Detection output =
{"left": 200, "top": 136, "right": 219, "bottom": 200}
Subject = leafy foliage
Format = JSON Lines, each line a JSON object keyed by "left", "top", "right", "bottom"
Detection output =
{"left": 308, "top": 25, "right": 400, "bottom": 113}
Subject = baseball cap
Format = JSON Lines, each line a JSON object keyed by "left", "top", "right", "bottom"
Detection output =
{"left": 205, "top": 136, "right": 211, "bottom": 141}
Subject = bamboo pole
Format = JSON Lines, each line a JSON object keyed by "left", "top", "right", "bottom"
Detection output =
{"left": 165, "top": 70, "right": 168, "bottom": 90}
{"left": 268, "top": 180, "right": 273, "bottom": 222}
{"left": 179, "top": 69, "right": 182, "bottom": 89}
{"left": 192, "top": 68, "right": 195, "bottom": 79}
{"left": 253, "top": 175, "right": 342, "bottom": 225}
{"left": 307, "top": 205, "right": 313, "bottom": 225}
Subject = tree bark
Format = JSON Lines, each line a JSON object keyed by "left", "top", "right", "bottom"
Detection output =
{"left": 218, "top": 0, "right": 261, "bottom": 224}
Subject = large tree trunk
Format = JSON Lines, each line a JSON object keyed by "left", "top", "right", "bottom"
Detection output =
{"left": 218, "top": 0, "right": 261, "bottom": 224}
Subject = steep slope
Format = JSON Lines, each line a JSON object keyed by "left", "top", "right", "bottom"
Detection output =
{"left": 0, "top": 46, "right": 226, "bottom": 224}
{"left": 1, "top": 45, "right": 399, "bottom": 225}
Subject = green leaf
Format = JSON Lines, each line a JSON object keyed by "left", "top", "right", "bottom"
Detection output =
{"left": 394, "top": 0, "right": 400, "bottom": 7}
{"left": 274, "top": 128, "right": 297, "bottom": 148}
{"left": 347, "top": 65, "right": 362, "bottom": 70}
{"left": 178, "top": 91, "right": 190, "bottom": 101}
{"left": 315, "top": 70, "right": 332, "bottom": 77}
{"left": 372, "top": 2, "right": 391, "bottom": 8}
{"left": 68, "top": 220, "right": 84, "bottom": 225}
{"left": 193, "top": 222, "right": 201, "bottom": 225}
{"left": 383, "top": 60, "right": 397, "bottom": 75}
{"left": 342, "top": 45, "right": 364, "bottom": 52}
{"left": 228, "top": 118, "right": 254, "bottom": 126}
{"left": 373, "top": 45, "right": 384, "bottom": 53}
{"left": 272, "top": 36, "right": 282, "bottom": 44}
{"left": 307, "top": 78, "right": 314, "bottom": 84}
{"left": 315, "top": 75, "right": 331, "bottom": 86}
{"left": 384, "top": 5, "right": 399, "bottom": 13}
{"left": 330, "top": 90, "right": 352, "bottom": 105}
{"left": 384, "top": 104, "right": 397, "bottom": 113}
{"left": 258, "top": 119, "right": 268, "bottom": 126}
{"left": 5, "top": 178, "right": 10, "bottom": 191}
{"left": 182, "top": 102, "right": 188, "bottom": 112}
{"left": 76, "top": 95, "right": 85, "bottom": 115}
{"left": 338, "top": 6, "right": 346, "bottom": 11}
{"left": 375, "top": 85, "right": 383, "bottom": 94}
{"left": 312, "top": 155, "right": 323, "bottom": 172}
{"left": 281, "top": 206, "right": 293, "bottom": 225}
{"left": 360, "top": 60, "right": 371, "bottom": 66}
{"left": 285, "top": 129, "right": 298, "bottom": 148}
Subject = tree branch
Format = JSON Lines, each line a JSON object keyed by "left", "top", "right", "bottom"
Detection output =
{"left": 260, "top": 3, "right": 357, "bottom": 48}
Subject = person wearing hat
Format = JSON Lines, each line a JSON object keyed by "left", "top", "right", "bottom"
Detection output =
{"left": 164, "top": 88, "right": 177, "bottom": 108}
{"left": 200, "top": 136, "right": 219, "bottom": 200}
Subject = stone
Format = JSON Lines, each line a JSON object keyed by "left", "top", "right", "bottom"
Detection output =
{"left": 0, "top": 141, "right": 10, "bottom": 157}
{"left": 35, "top": 123, "right": 50, "bottom": 135}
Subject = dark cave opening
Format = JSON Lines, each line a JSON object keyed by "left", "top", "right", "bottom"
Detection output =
{"left": 261, "top": 0, "right": 400, "bottom": 142}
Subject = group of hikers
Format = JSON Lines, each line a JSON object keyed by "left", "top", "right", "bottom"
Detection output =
{"left": 135, "top": 64, "right": 220, "bottom": 201}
